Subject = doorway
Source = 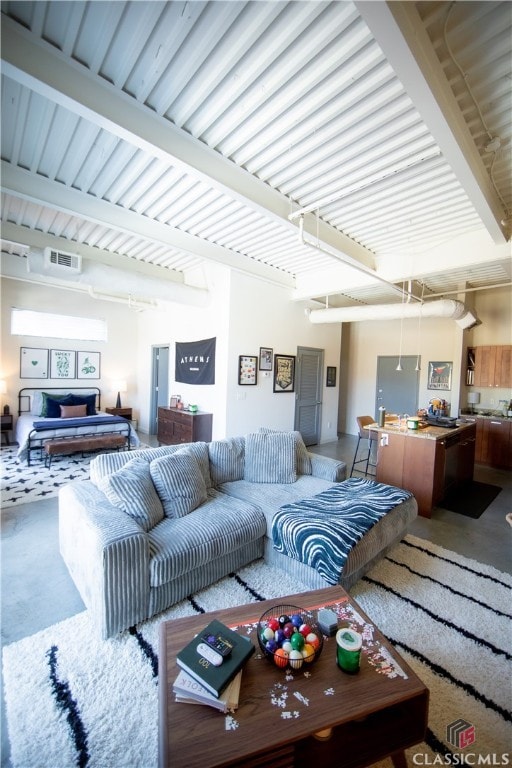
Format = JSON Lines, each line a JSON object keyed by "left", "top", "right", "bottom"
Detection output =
{"left": 150, "top": 345, "right": 169, "bottom": 434}
{"left": 375, "top": 356, "right": 419, "bottom": 419}
{"left": 294, "top": 346, "right": 324, "bottom": 446}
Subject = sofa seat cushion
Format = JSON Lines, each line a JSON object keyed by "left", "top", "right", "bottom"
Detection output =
{"left": 244, "top": 432, "right": 296, "bottom": 484}
{"left": 219, "top": 476, "right": 339, "bottom": 536}
{"left": 150, "top": 452, "right": 207, "bottom": 518}
{"left": 148, "top": 490, "right": 265, "bottom": 587}
{"left": 98, "top": 457, "right": 164, "bottom": 532}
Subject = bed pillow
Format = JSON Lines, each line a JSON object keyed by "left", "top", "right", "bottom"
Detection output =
{"left": 259, "top": 427, "right": 312, "bottom": 475}
{"left": 69, "top": 393, "right": 97, "bottom": 416}
{"left": 45, "top": 395, "right": 75, "bottom": 418}
{"left": 40, "top": 392, "right": 72, "bottom": 417}
{"left": 150, "top": 452, "right": 207, "bottom": 519}
{"left": 244, "top": 432, "right": 297, "bottom": 484}
{"left": 98, "top": 458, "right": 164, "bottom": 532}
{"left": 60, "top": 404, "right": 87, "bottom": 418}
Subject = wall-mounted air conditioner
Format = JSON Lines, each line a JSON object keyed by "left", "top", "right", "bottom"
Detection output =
{"left": 43, "top": 247, "right": 82, "bottom": 273}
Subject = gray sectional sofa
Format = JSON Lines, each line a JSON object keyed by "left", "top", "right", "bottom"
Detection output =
{"left": 59, "top": 430, "right": 417, "bottom": 638}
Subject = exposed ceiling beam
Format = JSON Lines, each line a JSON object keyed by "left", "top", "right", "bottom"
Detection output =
{"left": 1, "top": 163, "right": 295, "bottom": 288}
{"left": 0, "top": 15, "right": 377, "bottom": 274}
{"left": 356, "top": 1, "right": 507, "bottom": 244}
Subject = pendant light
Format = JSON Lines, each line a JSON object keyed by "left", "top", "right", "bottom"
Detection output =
{"left": 396, "top": 282, "right": 405, "bottom": 371}
{"left": 415, "top": 283, "right": 425, "bottom": 372}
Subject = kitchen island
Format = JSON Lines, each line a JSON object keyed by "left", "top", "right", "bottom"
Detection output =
{"left": 369, "top": 420, "right": 477, "bottom": 518}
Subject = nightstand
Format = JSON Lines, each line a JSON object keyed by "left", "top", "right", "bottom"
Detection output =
{"left": 1, "top": 413, "right": 13, "bottom": 445}
{"left": 105, "top": 407, "right": 132, "bottom": 421}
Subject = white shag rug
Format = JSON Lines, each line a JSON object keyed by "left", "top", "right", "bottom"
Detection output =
{"left": 0, "top": 445, "right": 149, "bottom": 508}
{"left": 3, "top": 535, "right": 511, "bottom": 768}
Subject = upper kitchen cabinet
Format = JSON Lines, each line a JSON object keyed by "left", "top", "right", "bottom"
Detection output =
{"left": 473, "top": 346, "right": 512, "bottom": 388}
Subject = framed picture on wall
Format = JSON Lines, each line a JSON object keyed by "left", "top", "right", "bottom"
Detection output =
{"left": 50, "top": 349, "right": 76, "bottom": 379}
{"left": 238, "top": 355, "right": 258, "bottom": 385}
{"left": 273, "top": 354, "right": 295, "bottom": 393}
{"left": 326, "top": 366, "right": 336, "bottom": 387}
{"left": 20, "top": 347, "right": 48, "bottom": 378}
{"left": 427, "top": 361, "right": 452, "bottom": 391}
{"left": 77, "top": 351, "right": 101, "bottom": 379}
{"left": 259, "top": 347, "right": 273, "bottom": 371}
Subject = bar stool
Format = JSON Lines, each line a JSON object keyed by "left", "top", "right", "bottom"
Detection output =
{"left": 350, "top": 416, "right": 377, "bottom": 478}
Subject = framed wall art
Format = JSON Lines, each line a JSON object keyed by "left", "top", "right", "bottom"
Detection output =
{"left": 238, "top": 355, "right": 258, "bottom": 385}
{"left": 427, "top": 361, "right": 452, "bottom": 391}
{"left": 273, "top": 354, "right": 295, "bottom": 393}
{"left": 77, "top": 351, "right": 101, "bottom": 379}
{"left": 326, "top": 366, "right": 336, "bottom": 387}
{"left": 20, "top": 347, "right": 48, "bottom": 378}
{"left": 259, "top": 347, "right": 273, "bottom": 371}
{"left": 50, "top": 349, "right": 76, "bottom": 379}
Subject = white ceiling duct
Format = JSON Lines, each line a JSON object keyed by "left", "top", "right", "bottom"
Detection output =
{"left": 7, "top": 250, "right": 210, "bottom": 308}
{"left": 307, "top": 299, "right": 479, "bottom": 326}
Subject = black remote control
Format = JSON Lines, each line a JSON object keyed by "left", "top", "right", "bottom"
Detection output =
{"left": 201, "top": 632, "right": 233, "bottom": 657}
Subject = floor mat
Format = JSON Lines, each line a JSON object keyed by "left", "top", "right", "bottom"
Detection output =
{"left": 440, "top": 480, "right": 502, "bottom": 519}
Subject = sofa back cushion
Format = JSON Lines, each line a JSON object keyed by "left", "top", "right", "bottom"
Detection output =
{"left": 150, "top": 452, "right": 207, "bottom": 518}
{"left": 208, "top": 437, "right": 245, "bottom": 485}
{"left": 90, "top": 442, "right": 212, "bottom": 489}
{"left": 98, "top": 457, "right": 164, "bottom": 532}
{"left": 259, "top": 428, "right": 312, "bottom": 475}
{"left": 244, "top": 432, "right": 297, "bottom": 484}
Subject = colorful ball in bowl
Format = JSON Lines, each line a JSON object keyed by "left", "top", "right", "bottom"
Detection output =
{"left": 257, "top": 604, "right": 323, "bottom": 670}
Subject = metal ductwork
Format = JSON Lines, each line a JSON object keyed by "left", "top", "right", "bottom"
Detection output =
{"left": 307, "top": 299, "right": 480, "bottom": 328}
{"left": 5, "top": 250, "right": 210, "bottom": 309}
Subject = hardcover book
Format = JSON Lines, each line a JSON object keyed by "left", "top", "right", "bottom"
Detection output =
{"left": 176, "top": 619, "right": 254, "bottom": 698}
{"left": 173, "top": 669, "right": 242, "bottom": 713}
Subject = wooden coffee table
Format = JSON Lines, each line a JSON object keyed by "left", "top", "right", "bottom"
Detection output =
{"left": 159, "top": 586, "right": 428, "bottom": 768}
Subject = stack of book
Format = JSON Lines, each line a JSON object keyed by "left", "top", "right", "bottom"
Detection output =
{"left": 173, "top": 619, "right": 254, "bottom": 714}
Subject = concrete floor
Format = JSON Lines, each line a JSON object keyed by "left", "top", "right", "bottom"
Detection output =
{"left": 1, "top": 433, "right": 511, "bottom": 766}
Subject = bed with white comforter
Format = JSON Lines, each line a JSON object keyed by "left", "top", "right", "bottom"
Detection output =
{"left": 16, "top": 388, "right": 141, "bottom": 464}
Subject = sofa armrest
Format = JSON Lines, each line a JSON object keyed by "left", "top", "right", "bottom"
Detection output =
{"left": 59, "top": 481, "right": 150, "bottom": 639}
{"left": 308, "top": 452, "right": 347, "bottom": 482}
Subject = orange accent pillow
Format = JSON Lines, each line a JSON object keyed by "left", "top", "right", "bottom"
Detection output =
{"left": 60, "top": 404, "right": 87, "bottom": 418}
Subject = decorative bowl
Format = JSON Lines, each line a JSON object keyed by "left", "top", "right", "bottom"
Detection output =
{"left": 257, "top": 604, "right": 324, "bottom": 670}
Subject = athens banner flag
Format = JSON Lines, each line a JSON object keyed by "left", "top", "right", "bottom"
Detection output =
{"left": 175, "top": 337, "right": 216, "bottom": 385}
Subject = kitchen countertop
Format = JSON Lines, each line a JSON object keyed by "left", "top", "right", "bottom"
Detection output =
{"left": 367, "top": 420, "right": 477, "bottom": 441}
{"left": 459, "top": 413, "right": 512, "bottom": 420}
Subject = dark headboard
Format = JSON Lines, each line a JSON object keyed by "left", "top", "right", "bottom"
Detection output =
{"left": 18, "top": 387, "right": 102, "bottom": 416}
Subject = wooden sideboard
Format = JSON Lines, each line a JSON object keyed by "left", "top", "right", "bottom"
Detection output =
{"left": 372, "top": 421, "right": 476, "bottom": 518}
{"left": 157, "top": 407, "right": 212, "bottom": 446}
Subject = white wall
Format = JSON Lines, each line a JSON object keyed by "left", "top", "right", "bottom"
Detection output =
{"left": 462, "top": 285, "right": 512, "bottom": 412}
{"left": 341, "top": 285, "right": 512, "bottom": 435}
{"left": 0, "top": 278, "right": 138, "bottom": 418}
{"left": 225, "top": 272, "right": 342, "bottom": 441}
{"left": 135, "top": 263, "right": 231, "bottom": 437}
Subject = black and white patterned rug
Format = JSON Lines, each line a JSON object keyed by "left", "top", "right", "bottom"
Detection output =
{"left": 0, "top": 447, "right": 92, "bottom": 508}
{"left": 3, "top": 536, "right": 511, "bottom": 767}
{"left": 1, "top": 444, "right": 149, "bottom": 508}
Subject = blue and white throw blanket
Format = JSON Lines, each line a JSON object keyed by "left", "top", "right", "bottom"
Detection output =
{"left": 272, "top": 478, "right": 413, "bottom": 585}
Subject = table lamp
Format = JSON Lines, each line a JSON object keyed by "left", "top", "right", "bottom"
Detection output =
{"left": 0, "top": 380, "right": 8, "bottom": 414}
{"left": 113, "top": 380, "right": 127, "bottom": 409}
{"left": 467, "top": 391, "right": 480, "bottom": 414}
